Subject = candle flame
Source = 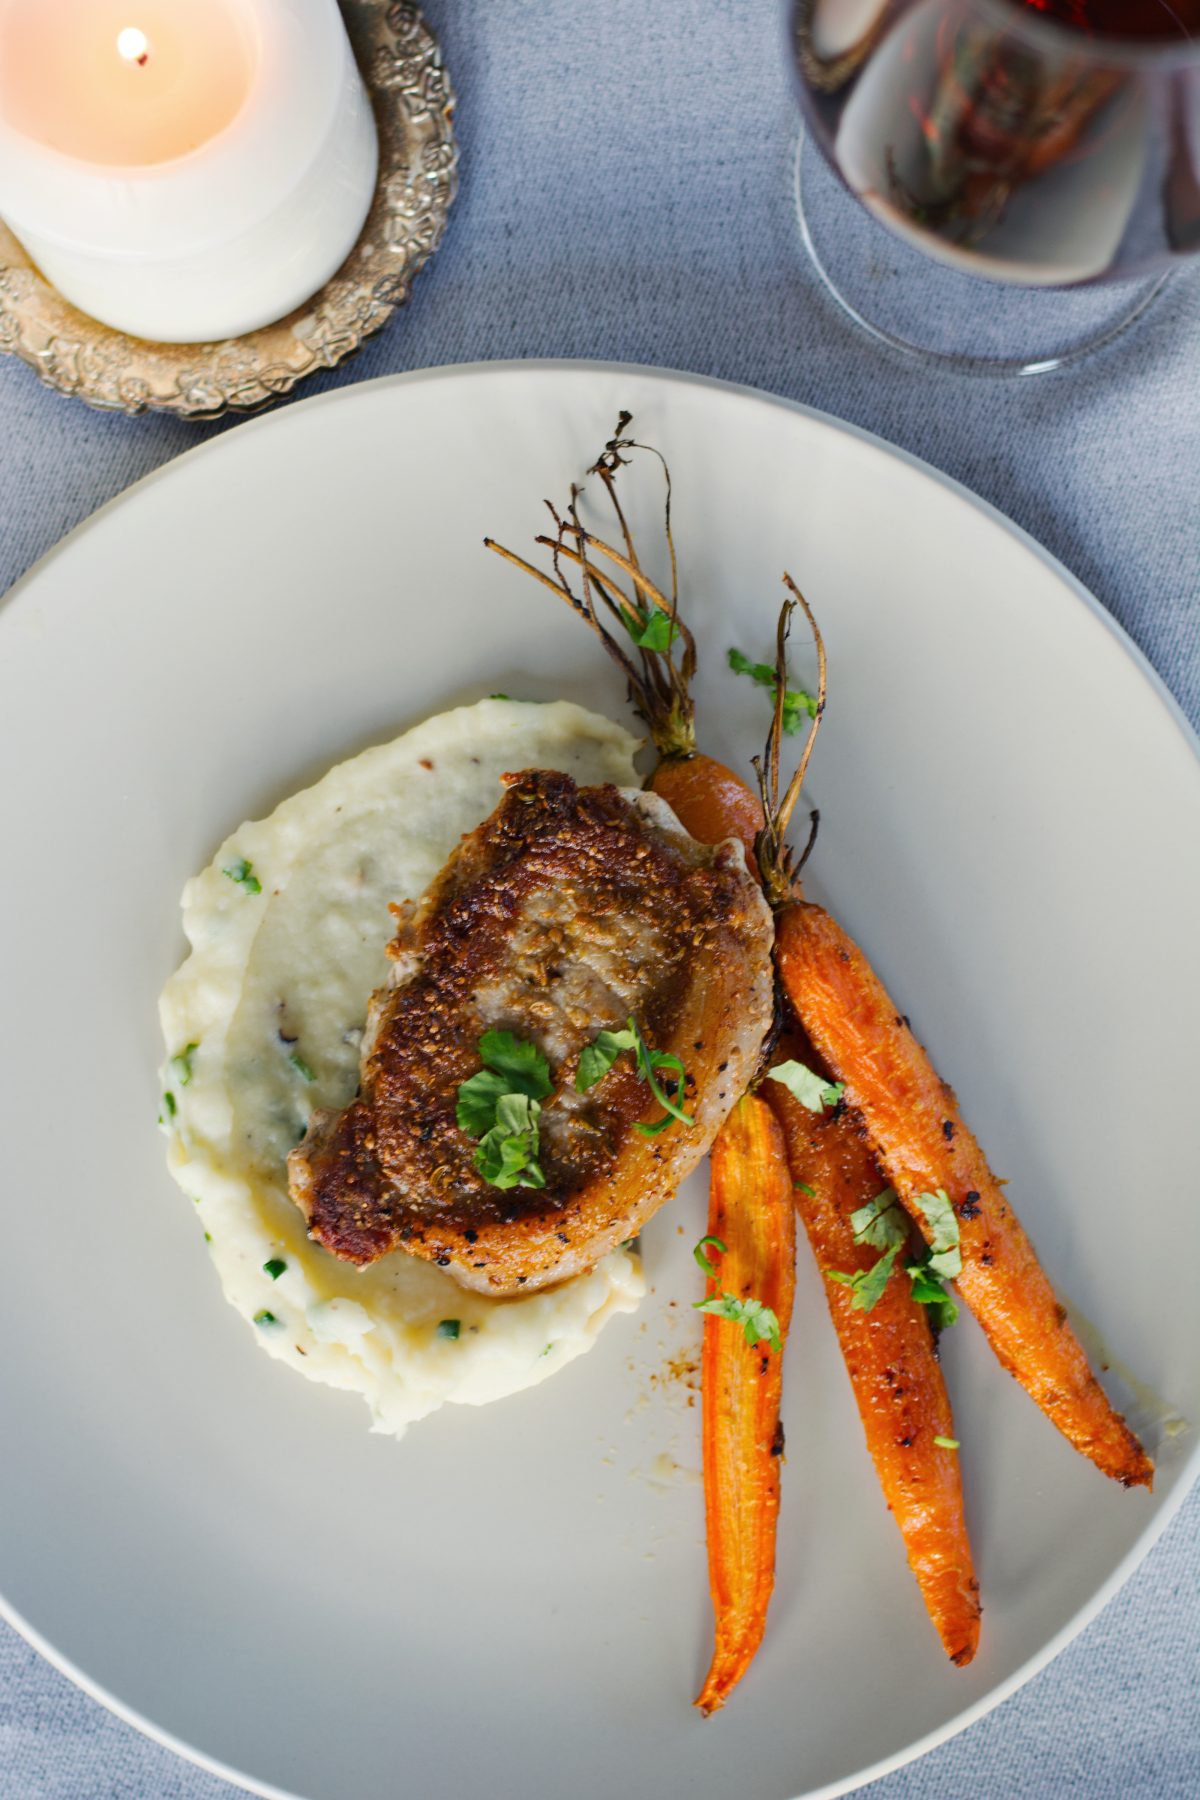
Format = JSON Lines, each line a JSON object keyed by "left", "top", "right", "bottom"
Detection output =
{"left": 116, "top": 26, "right": 150, "bottom": 66}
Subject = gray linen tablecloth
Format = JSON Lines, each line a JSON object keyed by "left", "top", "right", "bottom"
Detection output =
{"left": 1, "top": 3, "right": 1196, "bottom": 1796}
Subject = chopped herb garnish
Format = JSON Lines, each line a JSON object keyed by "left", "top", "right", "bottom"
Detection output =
{"left": 436, "top": 1318, "right": 461, "bottom": 1339}
{"left": 828, "top": 1186, "right": 962, "bottom": 1328}
{"left": 223, "top": 857, "right": 262, "bottom": 895}
{"left": 849, "top": 1189, "right": 907, "bottom": 1252}
{"left": 540, "top": 1343, "right": 553, "bottom": 1357}
{"left": 693, "top": 1235, "right": 727, "bottom": 1280}
{"left": 933, "top": 1436, "right": 960, "bottom": 1450}
{"left": 906, "top": 1261, "right": 960, "bottom": 1331}
{"left": 576, "top": 1017, "right": 694, "bottom": 1135}
{"left": 489, "top": 692, "right": 511, "bottom": 700}
{"left": 766, "top": 1059, "right": 844, "bottom": 1113}
{"left": 827, "top": 1239, "right": 902, "bottom": 1312}
{"left": 253, "top": 1309, "right": 279, "bottom": 1327}
{"left": 161, "top": 1090, "right": 177, "bottom": 1119}
{"left": 623, "top": 605, "right": 679, "bottom": 653}
{"left": 475, "top": 1091, "right": 545, "bottom": 1189}
{"left": 203, "top": 1231, "right": 212, "bottom": 1243}
{"left": 263, "top": 1258, "right": 287, "bottom": 1281}
{"left": 910, "top": 1189, "right": 962, "bottom": 1279}
{"left": 288, "top": 1051, "right": 316, "bottom": 1084}
{"left": 696, "top": 1291, "right": 784, "bottom": 1353}
{"left": 456, "top": 1032, "right": 552, "bottom": 1191}
{"left": 457, "top": 1029, "right": 552, "bottom": 1136}
{"left": 170, "top": 1042, "right": 198, "bottom": 1088}
{"left": 728, "top": 647, "right": 818, "bottom": 734}
{"left": 691, "top": 1235, "right": 782, "bottom": 1352}
{"left": 794, "top": 1180, "right": 816, "bottom": 1197}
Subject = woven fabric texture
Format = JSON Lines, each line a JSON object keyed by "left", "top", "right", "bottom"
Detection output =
{"left": 0, "top": 3, "right": 1196, "bottom": 1796}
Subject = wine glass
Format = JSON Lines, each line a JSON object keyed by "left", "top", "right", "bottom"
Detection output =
{"left": 787, "top": 0, "right": 1200, "bottom": 372}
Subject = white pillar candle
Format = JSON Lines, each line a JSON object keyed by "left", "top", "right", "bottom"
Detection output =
{"left": 0, "top": 0, "right": 378, "bottom": 343}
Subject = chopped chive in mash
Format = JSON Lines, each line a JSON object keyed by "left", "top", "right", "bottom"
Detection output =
{"left": 253, "top": 1309, "right": 280, "bottom": 1328}
{"left": 436, "top": 1318, "right": 461, "bottom": 1339}
{"left": 203, "top": 1232, "right": 212, "bottom": 1243}
{"left": 170, "top": 1042, "right": 199, "bottom": 1087}
{"left": 161, "top": 1090, "right": 177, "bottom": 1120}
{"left": 263, "top": 1258, "right": 287, "bottom": 1281}
{"left": 223, "top": 857, "right": 262, "bottom": 895}
{"left": 540, "top": 1343, "right": 554, "bottom": 1357}
{"left": 289, "top": 1050, "right": 316, "bottom": 1083}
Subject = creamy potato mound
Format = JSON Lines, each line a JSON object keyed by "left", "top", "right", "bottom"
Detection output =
{"left": 159, "top": 699, "right": 645, "bottom": 1437}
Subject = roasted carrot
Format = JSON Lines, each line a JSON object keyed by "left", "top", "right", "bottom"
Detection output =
{"left": 775, "top": 904, "right": 1152, "bottom": 1487}
{"left": 650, "top": 752, "right": 763, "bottom": 874}
{"left": 768, "top": 1035, "right": 981, "bottom": 1665}
{"left": 758, "top": 592, "right": 1153, "bottom": 1491}
{"left": 696, "top": 1092, "right": 796, "bottom": 1715}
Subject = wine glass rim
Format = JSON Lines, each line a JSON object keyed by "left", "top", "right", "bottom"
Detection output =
{"left": 976, "top": 0, "right": 1200, "bottom": 69}
{"left": 789, "top": 0, "right": 1200, "bottom": 72}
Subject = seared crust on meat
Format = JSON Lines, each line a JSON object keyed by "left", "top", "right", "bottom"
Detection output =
{"left": 289, "top": 770, "right": 774, "bottom": 1293}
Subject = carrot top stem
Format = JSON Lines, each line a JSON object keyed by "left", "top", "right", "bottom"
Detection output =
{"left": 484, "top": 412, "right": 698, "bottom": 760}
{"left": 753, "top": 579, "right": 828, "bottom": 909}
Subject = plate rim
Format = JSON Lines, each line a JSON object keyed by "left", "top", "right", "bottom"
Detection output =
{"left": 2, "top": 356, "right": 1197, "bottom": 1800}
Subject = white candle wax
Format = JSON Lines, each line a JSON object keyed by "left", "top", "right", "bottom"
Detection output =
{"left": 0, "top": 0, "right": 378, "bottom": 343}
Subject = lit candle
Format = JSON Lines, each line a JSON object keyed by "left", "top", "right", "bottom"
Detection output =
{"left": 0, "top": 0, "right": 378, "bottom": 342}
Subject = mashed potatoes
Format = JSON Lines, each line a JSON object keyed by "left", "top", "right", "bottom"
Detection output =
{"left": 159, "top": 699, "right": 646, "bottom": 1437}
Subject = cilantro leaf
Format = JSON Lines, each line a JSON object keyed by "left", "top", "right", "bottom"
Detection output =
{"left": 906, "top": 1259, "right": 960, "bottom": 1331}
{"left": 625, "top": 606, "right": 679, "bottom": 652}
{"left": 693, "top": 1235, "right": 727, "bottom": 1281}
{"left": 575, "top": 1017, "right": 694, "bottom": 1134}
{"left": 635, "top": 1042, "right": 693, "bottom": 1134}
{"left": 911, "top": 1188, "right": 962, "bottom": 1279}
{"left": 456, "top": 1067, "right": 513, "bottom": 1137}
{"left": 766, "top": 1059, "right": 845, "bottom": 1113}
{"left": 728, "top": 647, "right": 818, "bottom": 735}
{"left": 849, "top": 1188, "right": 907, "bottom": 1251}
{"left": 827, "top": 1240, "right": 901, "bottom": 1311}
{"left": 477, "top": 1029, "right": 552, "bottom": 1100}
{"left": 695, "top": 1291, "right": 783, "bottom": 1354}
{"left": 223, "top": 858, "right": 262, "bottom": 895}
{"left": 456, "top": 1031, "right": 551, "bottom": 1190}
{"left": 475, "top": 1092, "right": 545, "bottom": 1190}
{"left": 576, "top": 1027, "right": 637, "bottom": 1092}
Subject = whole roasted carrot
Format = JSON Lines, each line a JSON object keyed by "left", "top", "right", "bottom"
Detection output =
{"left": 696, "top": 1092, "right": 796, "bottom": 1715}
{"left": 768, "top": 1035, "right": 981, "bottom": 1666}
{"left": 759, "top": 594, "right": 1152, "bottom": 1491}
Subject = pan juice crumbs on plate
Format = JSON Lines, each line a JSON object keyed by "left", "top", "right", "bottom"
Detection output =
{"left": 159, "top": 698, "right": 647, "bottom": 1438}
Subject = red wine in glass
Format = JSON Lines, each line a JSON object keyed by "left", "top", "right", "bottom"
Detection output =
{"left": 790, "top": 0, "right": 1200, "bottom": 285}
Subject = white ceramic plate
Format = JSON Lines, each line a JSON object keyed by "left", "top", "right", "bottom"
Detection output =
{"left": 1, "top": 363, "right": 1197, "bottom": 1800}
